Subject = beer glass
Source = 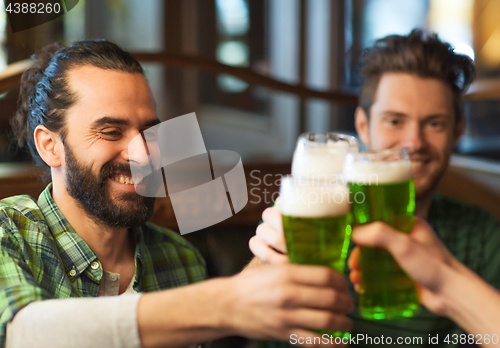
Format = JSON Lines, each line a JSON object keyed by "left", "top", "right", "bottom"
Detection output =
{"left": 344, "top": 149, "right": 419, "bottom": 320}
{"left": 279, "top": 175, "right": 352, "bottom": 336}
{"left": 292, "top": 132, "right": 358, "bottom": 181}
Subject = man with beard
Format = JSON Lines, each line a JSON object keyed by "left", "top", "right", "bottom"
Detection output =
{"left": 0, "top": 40, "right": 354, "bottom": 347}
{"left": 249, "top": 30, "right": 500, "bottom": 347}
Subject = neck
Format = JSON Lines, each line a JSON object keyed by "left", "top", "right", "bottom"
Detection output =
{"left": 51, "top": 178, "right": 135, "bottom": 271}
{"left": 416, "top": 192, "right": 434, "bottom": 220}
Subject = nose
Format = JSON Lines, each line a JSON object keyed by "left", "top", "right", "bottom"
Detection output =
{"left": 402, "top": 122, "right": 427, "bottom": 153}
{"left": 124, "top": 132, "right": 152, "bottom": 168}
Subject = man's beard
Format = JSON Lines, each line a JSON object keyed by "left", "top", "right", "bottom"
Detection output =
{"left": 64, "top": 142, "right": 156, "bottom": 229}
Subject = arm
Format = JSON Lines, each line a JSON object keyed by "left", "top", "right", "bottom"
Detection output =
{"left": 2, "top": 205, "right": 352, "bottom": 348}
{"left": 6, "top": 295, "right": 141, "bottom": 348}
{"left": 4, "top": 262, "right": 354, "bottom": 348}
{"left": 348, "top": 219, "right": 500, "bottom": 346}
{"left": 137, "top": 264, "right": 354, "bottom": 347}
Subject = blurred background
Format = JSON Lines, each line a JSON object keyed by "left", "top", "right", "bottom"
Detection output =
{"left": 2, "top": 0, "right": 500, "bottom": 163}
{"left": 0, "top": 1, "right": 499, "bottom": 346}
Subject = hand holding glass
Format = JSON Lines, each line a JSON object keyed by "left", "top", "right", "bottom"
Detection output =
{"left": 344, "top": 149, "right": 419, "bottom": 320}
{"left": 279, "top": 175, "right": 352, "bottom": 336}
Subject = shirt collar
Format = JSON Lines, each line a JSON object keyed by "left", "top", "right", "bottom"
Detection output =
{"left": 133, "top": 226, "right": 145, "bottom": 290}
{"left": 37, "top": 183, "right": 100, "bottom": 282}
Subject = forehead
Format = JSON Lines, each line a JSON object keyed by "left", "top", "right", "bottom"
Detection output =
{"left": 65, "top": 66, "right": 157, "bottom": 128}
{"left": 371, "top": 73, "right": 454, "bottom": 116}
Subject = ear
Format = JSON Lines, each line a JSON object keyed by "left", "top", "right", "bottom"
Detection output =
{"left": 354, "top": 106, "right": 370, "bottom": 147}
{"left": 453, "top": 116, "right": 466, "bottom": 146}
{"left": 34, "top": 125, "right": 64, "bottom": 168}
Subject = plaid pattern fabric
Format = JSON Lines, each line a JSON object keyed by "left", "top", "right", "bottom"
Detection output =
{"left": 0, "top": 184, "right": 207, "bottom": 346}
{"left": 269, "top": 194, "right": 500, "bottom": 348}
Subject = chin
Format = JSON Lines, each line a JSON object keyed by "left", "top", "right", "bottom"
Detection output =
{"left": 414, "top": 176, "right": 440, "bottom": 200}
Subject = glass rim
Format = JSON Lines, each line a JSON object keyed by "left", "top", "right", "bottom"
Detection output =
{"left": 345, "top": 148, "right": 410, "bottom": 160}
{"left": 280, "top": 174, "right": 348, "bottom": 187}
{"left": 296, "top": 132, "right": 359, "bottom": 146}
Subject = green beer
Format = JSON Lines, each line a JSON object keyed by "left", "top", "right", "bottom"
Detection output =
{"left": 283, "top": 213, "right": 352, "bottom": 273}
{"left": 280, "top": 176, "right": 352, "bottom": 337}
{"left": 344, "top": 150, "right": 419, "bottom": 320}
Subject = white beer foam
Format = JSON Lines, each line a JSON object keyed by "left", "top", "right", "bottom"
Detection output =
{"left": 344, "top": 160, "right": 411, "bottom": 184}
{"left": 292, "top": 155, "right": 346, "bottom": 178}
{"left": 292, "top": 141, "right": 352, "bottom": 177}
{"left": 279, "top": 184, "right": 350, "bottom": 218}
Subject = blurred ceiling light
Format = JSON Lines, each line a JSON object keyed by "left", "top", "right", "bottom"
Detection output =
{"left": 217, "top": 74, "right": 249, "bottom": 93}
{"left": 216, "top": 41, "right": 249, "bottom": 93}
{"left": 216, "top": 41, "right": 249, "bottom": 67}
{"left": 216, "top": 0, "right": 249, "bottom": 36}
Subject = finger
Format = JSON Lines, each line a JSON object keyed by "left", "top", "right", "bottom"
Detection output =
{"left": 262, "top": 206, "right": 284, "bottom": 233}
{"left": 281, "top": 265, "right": 349, "bottom": 292}
{"left": 256, "top": 222, "right": 287, "bottom": 253}
{"left": 283, "top": 309, "right": 353, "bottom": 334}
{"left": 351, "top": 222, "right": 399, "bottom": 247}
{"left": 347, "top": 246, "right": 360, "bottom": 271}
{"left": 354, "top": 283, "right": 360, "bottom": 293}
{"left": 249, "top": 236, "right": 289, "bottom": 265}
{"left": 349, "top": 270, "right": 360, "bottom": 291}
{"left": 274, "top": 196, "right": 281, "bottom": 207}
{"left": 352, "top": 222, "right": 417, "bottom": 266}
{"left": 276, "top": 285, "right": 354, "bottom": 314}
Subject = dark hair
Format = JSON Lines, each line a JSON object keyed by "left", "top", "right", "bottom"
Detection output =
{"left": 10, "top": 39, "right": 144, "bottom": 166}
{"left": 357, "top": 29, "right": 475, "bottom": 122}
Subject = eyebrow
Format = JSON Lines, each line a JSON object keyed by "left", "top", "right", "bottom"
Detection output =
{"left": 382, "top": 111, "right": 408, "bottom": 117}
{"left": 382, "top": 111, "right": 450, "bottom": 119}
{"left": 91, "top": 117, "right": 160, "bottom": 129}
{"left": 144, "top": 119, "right": 161, "bottom": 128}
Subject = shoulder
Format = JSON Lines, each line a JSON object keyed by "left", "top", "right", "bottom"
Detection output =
{"left": 430, "top": 194, "right": 499, "bottom": 229}
{"left": 0, "top": 195, "right": 45, "bottom": 231}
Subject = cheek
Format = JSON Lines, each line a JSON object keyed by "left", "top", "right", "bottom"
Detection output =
{"left": 85, "top": 145, "right": 122, "bottom": 169}
{"left": 370, "top": 124, "right": 399, "bottom": 149}
{"left": 426, "top": 132, "right": 454, "bottom": 158}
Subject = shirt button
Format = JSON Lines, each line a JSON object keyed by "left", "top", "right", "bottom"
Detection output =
{"left": 69, "top": 269, "right": 76, "bottom": 277}
{"left": 91, "top": 261, "right": 100, "bottom": 270}
{"left": 109, "top": 274, "right": 118, "bottom": 282}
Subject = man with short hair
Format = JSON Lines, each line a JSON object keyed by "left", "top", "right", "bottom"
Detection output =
{"left": 0, "top": 40, "right": 353, "bottom": 348}
{"left": 250, "top": 30, "right": 500, "bottom": 347}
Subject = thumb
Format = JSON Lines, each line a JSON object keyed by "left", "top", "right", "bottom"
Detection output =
{"left": 352, "top": 222, "right": 409, "bottom": 252}
{"left": 352, "top": 222, "right": 444, "bottom": 292}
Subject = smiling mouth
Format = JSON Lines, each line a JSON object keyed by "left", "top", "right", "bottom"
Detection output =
{"left": 411, "top": 159, "right": 431, "bottom": 170}
{"left": 109, "top": 174, "right": 136, "bottom": 185}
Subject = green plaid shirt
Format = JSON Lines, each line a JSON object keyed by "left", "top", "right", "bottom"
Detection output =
{"left": 0, "top": 184, "right": 207, "bottom": 346}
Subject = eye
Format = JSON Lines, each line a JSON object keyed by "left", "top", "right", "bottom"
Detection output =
{"left": 100, "top": 130, "right": 122, "bottom": 140}
{"left": 427, "top": 120, "right": 446, "bottom": 131}
{"left": 386, "top": 118, "right": 401, "bottom": 127}
{"left": 142, "top": 130, "right": 157, "bottom": 142}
